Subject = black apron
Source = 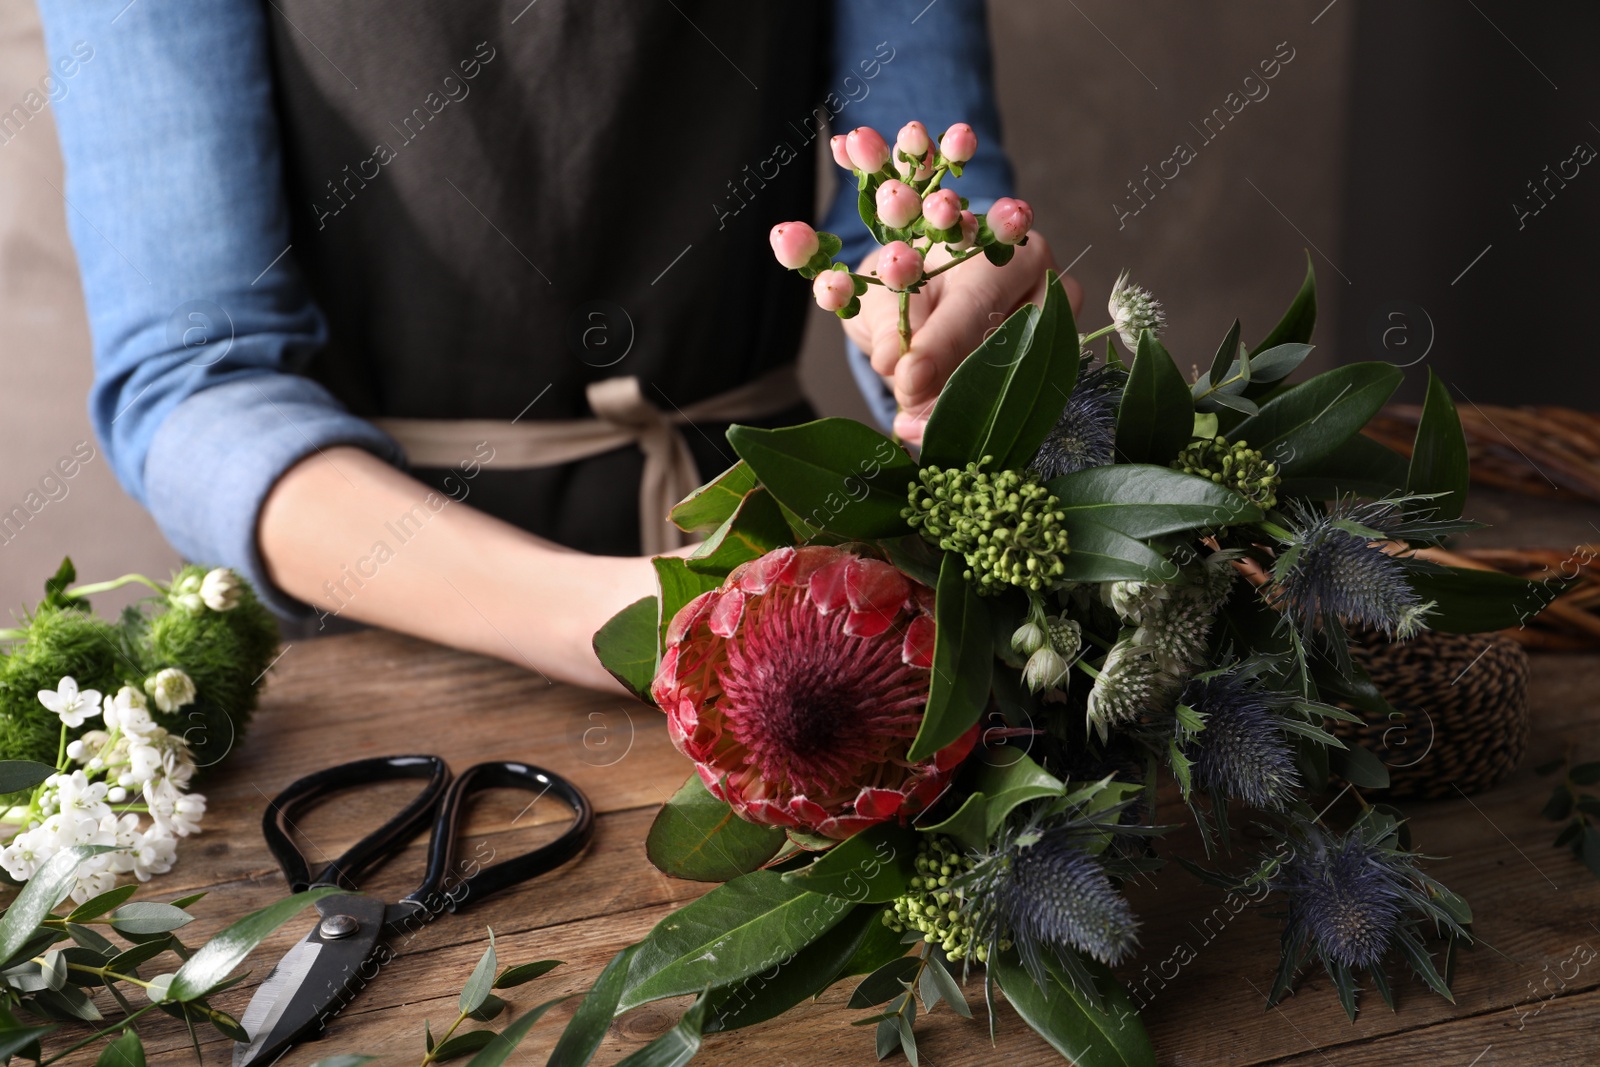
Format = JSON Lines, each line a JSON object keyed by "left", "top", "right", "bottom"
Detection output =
{"left": 264, "top": 0, "right": 827, "bottom": 553}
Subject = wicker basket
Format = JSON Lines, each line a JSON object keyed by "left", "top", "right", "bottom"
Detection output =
{"left": 1335, "top": 629, "right": 1532, "bottom": 800}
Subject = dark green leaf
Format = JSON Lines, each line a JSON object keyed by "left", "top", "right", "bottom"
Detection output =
{"left": 907, "top": 553, "right": 992, "bottom": 762}
{"left": 41, "top": 557, "right": 79, "bottom": 611}
{"left": 463, "top": 996, "right": 569, "bottom": 1067}
{"left": 547, "top": 946, "right": 637, "bottom": 1067}
{"left": 781, "top": 822, "right": 917, "bottom": 902}
{"left": 833, "top": 916, "right": 911, "bottom": 982}
{"left": 166, "top": 888, "right": 337, "bottom": 1002}
{"left": 1580, "top": 826, "right": 1600, "bottom": 878}
{"left": 669, "top": 462, "right": 758, "bottom": 533}
{"left": 432, "top": 1031, "right": 496, "bottom": 1062}
{"left": 1571, "top": 762, "right": 1600, "bottom": 786}
{"left": 0, "top": 846, "right": 111, "bottom": 968}
{"left": 494, "top": 959, "right": 562, "bottom": 989}
{"left": 1335, "top": 744, "right": 1392, "bottom": 789}
{"left": 924, "top": 751, "right": 1066, "bottom": 850}
{"left": 708, "top": 904, "right": 886, "bottom": 1032}
{"left": 727, "top": 419, "right": 916, "bottom": 539}
{"left": 95, "top": 1029, "right": 145, "bottom": 1067}
{"left": 1048, "top": 464, "right": 1261, "bottom": 537}
{"left": 1245, "top": 343, "right": 1315, "bottom": 385}
{"left": 460, "top": 933, "right": 497, "bottom": 1015}
{"left": 990, "top": 951, "right": 1156, "bottom": 1067}
{"left": 876, "top": 1017, "right": 901, "bottom": 1060}
{"left": 921, "top": 272, "right": 1078, "bottom": 471}
{"left": 467, "top": 993, "right": 506, "bottom": 1022}
{"left": 0, "top": 761, "right": 56, "bottom": 795}
{"left": 1054, "top": 519, "right": 1173, "bottom": 584}
{"left": 593, "top": 596, "right": 660, "bottom": 702}
{"left": 65, "top": 922, "right": 117, "bottom": 958}
{"left": 67, "top": 884, "right": 139, "bottom": 924}
{"left": 0, "top": 1021, "right": 54, "bottom": 1062}
{"left": 685, "top": 488, "right": 795, "bottom": 576}
{"left": 109, "top": 902, "right": 194, "bottom": 936}
{"left": 1407, "top": 369, "right": 1469, "bottom": 521}
{"left": 1408, "top": 565, "right": 1566, "bottom": 634}
{"left": 646, "top": 774, "right": 787, "bottom": 882}
{"left": 29, "top": 984, "right": 101, "bottom": 1022}
{"left": 1231, "top": 362, "right": 1402, "bottom": 473}
{"left": 621, "top": 871, "right": 853, "bottom": 1011}
{"left": 923, "top": 954, "right": 971, "bottom": 1017}
{"left": 1250, "top": 254, "right": 1317, "bottom": 355}
{"left": 849, "top": 956, "right": 922, "bottom": 1008}
{"left": 1114, "top": 331, "right": 1193, "bottom": 466}
{"left": 615, "top": 991, "right": 711, "bottom": 1067}
{"left": 652, "top": 557, "right": 723, "bottom": 654}
{"left": 1206, "top": 320, "right": 1242, "bottom": 388}
{"left": 1277, "top": 432, "right": 1409, "bottom": 501}
{"left": 107, "top": 936, "right": 175, "bottom": 975}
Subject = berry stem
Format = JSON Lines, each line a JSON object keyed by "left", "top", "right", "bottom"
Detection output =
{"left": 897, "top": 291, "right": 912, "bottom": 356}
{"left": 919, "top": 246, "right": 983, "bottom": 282}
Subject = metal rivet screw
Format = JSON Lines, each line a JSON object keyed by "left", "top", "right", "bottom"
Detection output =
{"left": 319, "top": 914, "right": 359, "bottom": 940}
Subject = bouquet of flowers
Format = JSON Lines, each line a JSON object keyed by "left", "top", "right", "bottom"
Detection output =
{"left": 0, "top": 559, "right": 277, "bottom": 900}
{"left": 565, "top": 121, "right": 1555, "bottom": 1066}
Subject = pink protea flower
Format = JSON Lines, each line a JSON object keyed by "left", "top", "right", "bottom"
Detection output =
{"left": 769, "top": 221, "right": 819, "bottom": 270}
{"left": 812, "top": 269, "right": 854, "bottom": 312}
{"left": 875, "top": 240, "right": 924, "bottom": 292}
{"left": 988, "top": 197, "right": 1034, "bottom": 244}
{"left": 846, "top": 126, "right": 891, "bottom": 173}
{"left": 875, "top": 179, "right": 922, "bottom": 229}
{"left": 940, "top": 122, "right": 978, "bottom": 163}
{"left": 652, "top": 546, "right": 976, "bottom": 841}
{"left": 922, "top": 188, "right": 962, "bottom": 231}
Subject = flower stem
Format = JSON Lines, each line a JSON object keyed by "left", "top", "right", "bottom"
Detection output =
{"left": 420, "top": 1010, "right": 471, "bottom": 1066}
{"left": 56, "top": 722, "right": 68, "bottom": 770}
{"left": 1079, "top": 324, "right": 1117, "bottom": 345}
{"left": 64, "top": 573, "right": 168, "bottom": 598}
{"left": 897, "top": 291, "right": 912, "bottom": 356}
{"left": 919, "top": 246, "right": 983, "bottom": 282}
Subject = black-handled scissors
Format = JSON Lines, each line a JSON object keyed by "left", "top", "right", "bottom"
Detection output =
{"left": 232, "top": 755, "right": 593, "bottom": 1066}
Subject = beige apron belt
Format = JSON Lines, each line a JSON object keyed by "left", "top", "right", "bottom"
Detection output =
{"left": 372, "top": 363, "right": 803, "bottom": 555}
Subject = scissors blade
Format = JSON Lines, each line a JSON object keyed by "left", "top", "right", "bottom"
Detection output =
{"left": 232, "top": 893, "right": 387, "bottom": 1067}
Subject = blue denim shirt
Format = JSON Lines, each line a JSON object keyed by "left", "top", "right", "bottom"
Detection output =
{"left": 38, "top": 0, "right": 1013, "bottom": 614}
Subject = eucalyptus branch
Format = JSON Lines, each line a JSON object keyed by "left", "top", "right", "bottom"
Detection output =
{"left": 38, "top": 1003, "right": 157, "bottom": 1065}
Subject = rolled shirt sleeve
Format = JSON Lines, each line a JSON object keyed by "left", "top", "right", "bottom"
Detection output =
{"left": 38, "top": 0, "right": 402, "bottom": 615}
{"left": 827, "top": 0, "right": 1017, "bottom": 427}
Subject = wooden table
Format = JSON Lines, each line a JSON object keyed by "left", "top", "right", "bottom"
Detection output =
{"left": 35, "top": 629, "right": 1600, "bottom": 1065}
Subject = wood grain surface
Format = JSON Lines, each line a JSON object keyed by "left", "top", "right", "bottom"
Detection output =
{"left": 31, "top": 630, "right": 1600, "bottom": 1066}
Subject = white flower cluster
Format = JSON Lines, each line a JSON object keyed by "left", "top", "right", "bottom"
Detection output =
{"left": 1, "top": 675, "right": 208, "bottom": 903}
{"left": 170, "top": 566, "right": 242, "bottom": 615}
{"left": 1108, "top": 269, "right": 1167, "bottom": 351}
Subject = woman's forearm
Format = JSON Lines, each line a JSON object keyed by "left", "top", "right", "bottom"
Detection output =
{"left": 258, "top": 447, "right": 654, "bottom": 690}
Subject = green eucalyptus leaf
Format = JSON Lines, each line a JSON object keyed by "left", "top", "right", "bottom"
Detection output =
{"left": 990, "top": 951, "right": 1155, "bottom": 1067}
{"left": 646, "top": 774, "right": 787, "bottom": 882}
{"left": 495, "top": 959, "right": 562, "bottom": 988}
{"left": 781, "top": 822, "right": 917, "bottom": 902}
{"left": 1231, "top": 362, "right": 1402, "bottom": 473}
{"left": 66, "top": 884, "right": 139, "bottom": 924}
{"left": 109, "top": 902, "right": 195, "bottom": 936}
{"left": 95, "top": 1029, "right": 146, "bottom": 1067}
{"left": 1115, "top": 331, "right": 1193, "bottom": 466}
{"left": 547, "top": 946, "right": 637, "bottom": 1067}
{"left": 1251, "top": 254, "right": 1317, "bottom": 355}
{"left": 669, "top": 462, "right": 758, "bottom": 533}
{"left": 460, "top": 933, "right": 498, "bottom": 1015}
{"left": 463, "top": 996, "right": 569, "bottom": 1067}
{"left": 849, "top": 955, "right": 922, "bottom": 1008}
{"left": 727, "top": 419, "right": 916, "bottom": 539}
{"left": 920, "top": 271, "right": 1078, "bottom": 471}
{"left": 1206, "top": 320, "right": 1242, "bottom": 389}
{"left": 615, "top": 990, "right": 711, "bottom": 1067}
{"left": 0, "top": 846, "right": 112, "bottom": 968}
{"left": 1048, "top": 464, "right": 1261, "bottom": 537}
{"left": 431, "top": 1031, "right": 496, "bottom": 1061}
{"left": 907, "top": 553, "right": 992, "bottom": 763}
{"left": 166, "top": 888, "right": 338, "bottom": 1002}
{"left": 305, "top": 1057, "right": 377, "bottom": 1067}
{"left": 620, "top": 871, "right": 852, "bottom": 1011}
{"left": 686, "top": 488, "right": 795, "bottom": 576}
{"left": 64, "top": 922, "right": 115, "bottom": 957}
{"left": 593, "top": 596, "right": 660, "bottom": 702}
{"left": 0, "top": 761, "right": 56, "bottom": 795}
{"left": 1407, "top": 369, "right": 1469, "bottom": 521}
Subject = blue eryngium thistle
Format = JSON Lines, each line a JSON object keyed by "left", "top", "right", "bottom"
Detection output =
{"left": 1272, "top": 499, "right": 1433, "bottom": 640}
{"left": 1029, "top": 364, "right": 1123, "bottom": 480}
{"left": 1279, "top": 826, "right": 1409, "bottom": 970}
{"left": 1181, "top": 673, "right": 1300, "bottom": 810}
{"left": 1000, "top": 827, "right": 1140, "bottom": 967}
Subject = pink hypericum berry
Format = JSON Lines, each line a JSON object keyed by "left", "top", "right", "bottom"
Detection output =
{"left": 769, "top": 222, "right": 820, "bottom": 270}
{"left": 876, "top": 241, "right": 924, "bottom": 292}
{"left": 812, "top": 270, "right": 854, "bottom": 312}
{"left": 874, "top": 180, "right": 922, "bottom": 229}
{"left": 829, "top": 134, "right": 853, "bottom": 171}
{"left": 845, "top": 127, "right": 891, "bottom": 173}
{"left": 939, "top": 122, "right": 978, "bottom": 164}
{"left": 950, "top": 210, "right": 980, "bottom": 250}
{"left": 922, "top": 188, "right": 961, "bottom": 231}
{"left": 896, "top": 120, "right": 931, "bottom": 160}
{"left": 988, "top": 197, "right": 1034, "bottom": 244}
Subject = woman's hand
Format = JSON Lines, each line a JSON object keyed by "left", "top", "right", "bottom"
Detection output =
{"left": 841, "top": 232, "right": 1082, "bottom": 445}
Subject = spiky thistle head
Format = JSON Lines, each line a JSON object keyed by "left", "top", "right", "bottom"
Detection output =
{"left": 1271, "top": 498, "right": 1434, "bottom": 641}
{"left": 1030, "top": 364, "right": 1124, "bottom": 480}
{"left": 1180, "top": 672, "right": 1301, "bottom": 810}
{"left": 1085, "top": 637, "right": 1176, "bottom": 740}
{"left": 1277, "top": 824, "right": 1410, "bottom": 970}
{"left": 1109, "top": 270, "right": 1166, "bottom": 349}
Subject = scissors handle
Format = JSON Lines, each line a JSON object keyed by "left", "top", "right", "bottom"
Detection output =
{"left": 392, "top": 761, "right": 594, "bottom": 927}
{"left": 263, "top": 755, "right": 451, "bottom": 893}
